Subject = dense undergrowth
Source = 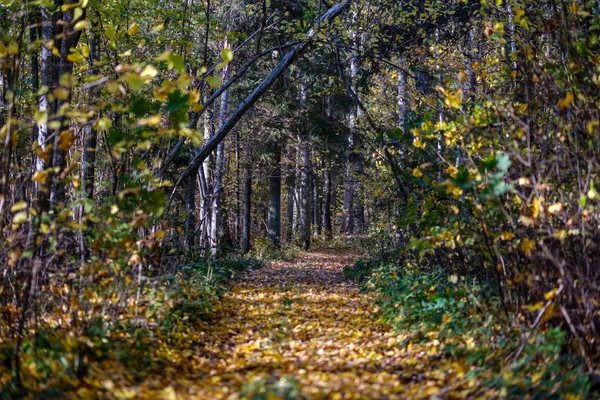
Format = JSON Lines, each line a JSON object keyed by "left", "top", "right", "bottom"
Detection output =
{"left": 345, "top": 232, "right": 594, "bottom": 399}
{"left": 0, "top": 254, "right": 261, "bottom": 398}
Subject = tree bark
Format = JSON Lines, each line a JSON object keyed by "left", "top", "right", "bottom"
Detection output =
{"left": 36, "top": 4, "right": 60, "bottom": 211}
{"left": 299, "top": 143, "right": 311, "bottom": 250}
{"left": 267, "top": 142, "right": 281, "bottom": 247}
{"left": 50, "top": 2, "right": 85, "bottom": 206}
{"left": 285, "top": 144, "right": 296, "bottom": 242}
{"left": 323, "top": 167, "right": 333, "bottom": 240}
{"left": 242, "top": 146, "right": 252, "bottom": 254}
{"left": 210, "top": 51, "right": 230, "bottom": 257}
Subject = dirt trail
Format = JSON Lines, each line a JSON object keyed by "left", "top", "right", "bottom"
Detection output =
{"left": 173, "top": 248, "right": 436, "bottom": 399}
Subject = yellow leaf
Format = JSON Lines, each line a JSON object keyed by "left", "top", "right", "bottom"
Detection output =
{"left": 101, "top": 379, "right": 115, "bottom": 390}
{"left": 73, "top": 7, "right": 83, "bottom": 22}
{"left": 519, "top": 215, "right": 535, "bottom": 226}
{"left": 128, "top": 23, "right": 139, "bottom": 36}
{"left": 33, "top": 170, "right": 49, "bottom": 184}
{"left": 58, "top": 130, "right": 75, "bottom": 151}
{"left": 73, "top": 20, "right": 91, "bottom": 31}
{"left": 53, "top": 88, "right": 70, "bottom": 101}
{"left": 413, "top": 137, "right": 425, "bottom": 149}
{"left": 140, "top": 64, "right": 158, "bottom": 81}
{"left": 524, "top": 301, "right": 544, "bottom": 312}
{"left": 138, "top": 115, "right": 161, "bottom": 126}
{"left": 446, "top": 165, "right": 458, "bottom": 178}
{"left": 520, "top": 238, "right": 536, "bottom": 256}
{"left": 160, "top": 386, "right": 177, "bottom": 400}
{"left": 13, "top": 212, "right": 28, "bottom": 225}
{"left": 444, "top": 91, "right": 463, "bottom": 109}
{"left": 499, "top": 231, "right": 514, "bottom": 240}
{"left": 544, "top": 288, "right": 559, "bottom": 301}
{"left": 553, "top": 230, "right": 567, "bottom": 241}
{"left": 559, "top": 92, "right": 574, "bottom": 110}
{"left": 547, "top": 203, "right": 563, "bottom": 214}
{"left": 10, "top": 201, "right": 28, "bottom": 212}
{"left": 80, "top": 44, "right": 90, "bottom": 58}
{"left": 34, "top": 111, "right": 48, "bottom": 127}
{"left": 412, "top": 168, "right": 423, "bottom": 178}
{"left": 67, "top": 52, "right": 85, "bottom": 63}
{"left": 532, "top": 197, "right": 540, "bottom": 218}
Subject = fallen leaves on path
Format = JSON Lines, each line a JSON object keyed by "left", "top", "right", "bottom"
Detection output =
{"left": 71, "top": 248, "right": 481, "bottom": 399}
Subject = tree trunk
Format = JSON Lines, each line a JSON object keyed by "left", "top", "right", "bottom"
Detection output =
{"left": 323, "top": 167, "right": 333, "bottom": 240}
{"left": 299, "top": 143, "right": 311, "bottom": 250}
{"left": 80, "top": 28, "right": 100, "bottom": 261}
{"left": 234, "top": 132, "right": 241, "bottom": 248}
{"left": 210, "top": 73, "right": 229, "bottom": 257}
{"left": 184, "top": 172, "right": 197, "bottom": 251}
{"left": 242, "top": 146, "right": 252, "bottom": 254}
{"left": 342, "top": 156, "right": 354, "bottom": 235}
{"left": 313, "top": 157, "right": 321, "bottom": 236}
{"left": 285, "top": 144, "right": 295, "bottom": 242}
{"left": 36, "top": 4, "right": 60, "bottom": 212}
{"left": 50, "top": 2, "right": 85, "bottom": 206}
{"left": 267, "top": 142, "right": 281, "bottom": 247}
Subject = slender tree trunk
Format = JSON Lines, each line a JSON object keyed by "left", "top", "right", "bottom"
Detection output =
{"left": 342, "top": 156, "right": 354, "bottom": 234}
{"left": 51, "top": 2, "right": 85, "bottom": 206}
{"left": 242, "top": 146, "right": 252, "bottom": 254}
{"left": 184, "top": 172, "right": 197, "bottom": 251}
{"left": 267, "top": 142, "right": 281, "bottom": 247}
{"left": 80, "top": 28, "right": 99, "bottom": 261}
{"left": 210, "top": 77, "right": 229, "bottom": 257}
{"left": 299, "top": 143, "right": 311, "bottom": 250}
{"left": 234, "top": 132, "right": 241, "bottom": 248}
{"left": 36, "top": 4, "right": 60, "bottom": 212}
{"left": 30, "top": 22, "right": 40, "bottom": 149}
{"left": 323, "top": 167, "right": 333, "bottom": 240}
{"left": 285, "top": 144, "right": 295, "bottom": 242}
{"left": 312, "top": 157, "right": 321, "bottom": 236}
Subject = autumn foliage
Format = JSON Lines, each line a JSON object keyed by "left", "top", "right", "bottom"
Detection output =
{"left": 1, "top": 0, "right": 600, "bottom": 398}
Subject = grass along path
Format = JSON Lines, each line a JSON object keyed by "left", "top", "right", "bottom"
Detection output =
{"left": 149, "top": 249, "right": 461, "bottom": 399}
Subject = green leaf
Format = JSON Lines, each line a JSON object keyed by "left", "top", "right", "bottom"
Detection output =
{"left": 206, "top": 76, "right": 222, "bottom": 88}
{"left": 221, "top": 48, "right": 233, "bottom": 63}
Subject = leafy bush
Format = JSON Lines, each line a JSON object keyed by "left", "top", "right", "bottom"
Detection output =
{"left": 0, "top": 255, "right": 261, "bottom": 397}
{"left": 355, "top": 259, "right": 591, "bottom": 398}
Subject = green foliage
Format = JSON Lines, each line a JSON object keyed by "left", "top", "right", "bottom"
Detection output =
{"left": 242, "top": 376, "right": 303, "bottom": 400}
{"left": 354, "top": 257, "right": 591, "bottom": 398}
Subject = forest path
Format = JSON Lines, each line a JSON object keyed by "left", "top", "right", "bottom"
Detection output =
{"left": 169, "top": 248, "right": 452, "bottom": 399}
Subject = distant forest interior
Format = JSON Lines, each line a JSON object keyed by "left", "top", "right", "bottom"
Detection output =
{"left": 1, "top": 0, "right": 599, "bottom": 398}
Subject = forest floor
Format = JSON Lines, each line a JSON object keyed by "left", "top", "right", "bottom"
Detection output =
{"left": 89, "top": 248, "right": 468, "bottom": 399}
